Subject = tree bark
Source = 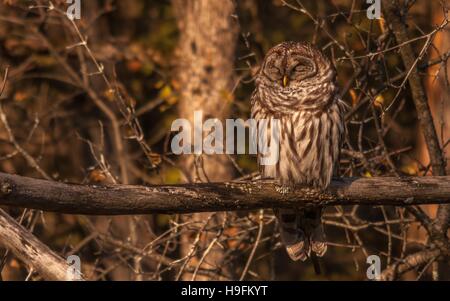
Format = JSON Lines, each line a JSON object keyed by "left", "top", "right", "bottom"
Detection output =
{"left": 382, "top": 0, "right": 446, "bottom": 177}
{"left": 382, "top": 0, "right": 449, "bottom": 279}
{"left": 0, "top": 209, "right": 83, "bottom": 281}
{"left": 172, "top": 0, "right": 239, "bottom": 279}
{"left": 1, "top": 172, "right": 450, "bottom": 215}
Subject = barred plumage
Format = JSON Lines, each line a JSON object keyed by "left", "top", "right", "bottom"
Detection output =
{"left": 251, "top": 41, "right": 345, "bottom": 261}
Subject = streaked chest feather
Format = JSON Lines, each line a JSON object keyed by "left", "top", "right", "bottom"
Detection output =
{"left": 252, "top": 100, "right": 344, "bottom": 189}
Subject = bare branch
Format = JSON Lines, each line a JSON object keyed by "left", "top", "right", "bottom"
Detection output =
{"left": 0, "top": 209, "right": 83, "bottom": 280}
{"left": 1, "top": 172, "right": 450, "bottom": 215}
{"left": 382, "top": 0, "right": 446, "bottom": 176}
{"left": 380, "top": 249, "right": 441, "bottom": 281}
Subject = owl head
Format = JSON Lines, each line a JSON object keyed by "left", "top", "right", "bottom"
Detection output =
{"left": 256, "top": 41, "right": 337, "bottom": 113}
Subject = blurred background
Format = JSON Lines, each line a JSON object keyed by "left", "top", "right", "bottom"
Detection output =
{"left": 0, "top": 0, "right": 449, "bottom": 280}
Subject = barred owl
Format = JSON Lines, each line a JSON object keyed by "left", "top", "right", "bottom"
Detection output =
{"left": 251, "top": 41, "right": 345, "bottom": 261}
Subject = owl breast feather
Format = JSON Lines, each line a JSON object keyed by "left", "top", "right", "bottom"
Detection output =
{"left": 252, "top": 94, "right": 345, "bottom": 189}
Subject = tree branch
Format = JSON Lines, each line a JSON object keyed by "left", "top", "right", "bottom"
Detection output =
{"left": 382, "top": 0, "right": 446, "bottom": 175}
{"left": 1, "top": 172, "right": 450, "bottom": 215}
{"left": 380, "top": 249, "right": 441, "bottom": 281}
{"left": 381, "top": 0, "right": 449, "bottom": 279}
{"left": 0, "top": 209, "right": 83, "bottom": 280}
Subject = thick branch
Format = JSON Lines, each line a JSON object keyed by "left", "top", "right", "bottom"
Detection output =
{"left": 1, "top": 172, "right": 450, "bottom": 215}
{"left": 0, "top": 209, "right": 83, "bottom": 280}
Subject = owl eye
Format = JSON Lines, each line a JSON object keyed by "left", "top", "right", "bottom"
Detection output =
{"left": 269, "top": 66, "right": 282, "bottom": 75}
{"left": 263, "top": 62, "right": 283, "bottom": 81}
{"left": 290, "top": 58, "right": 317, "bottom": 81}
{"left": 293, "top": 63, "right": 310, "bottom": 73}
{"left": 291, "top": 58, "right": 313, "bottom": 72}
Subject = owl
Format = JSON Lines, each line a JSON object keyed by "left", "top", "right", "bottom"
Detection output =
{"left": 251, "top": 41, "right": 345, "bottom": 261}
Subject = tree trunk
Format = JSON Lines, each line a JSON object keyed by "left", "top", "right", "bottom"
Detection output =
{"left": 416, "top": 0, "right": 450, "bottom": 222}
{"left": 172, "top": 0, "right": 239, "bottom": 280}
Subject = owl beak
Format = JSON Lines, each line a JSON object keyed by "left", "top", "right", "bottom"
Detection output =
{"left": 282, "top": 75, "right": 289, "bottom": 87}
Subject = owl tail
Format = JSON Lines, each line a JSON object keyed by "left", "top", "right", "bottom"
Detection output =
{"left": 276, "top": 208, "right": 327, "bottom": 262}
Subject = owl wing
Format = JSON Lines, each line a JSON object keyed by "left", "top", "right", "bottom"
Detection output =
{"left": 310, "top": 97, "right": 347, "bottom": 259}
